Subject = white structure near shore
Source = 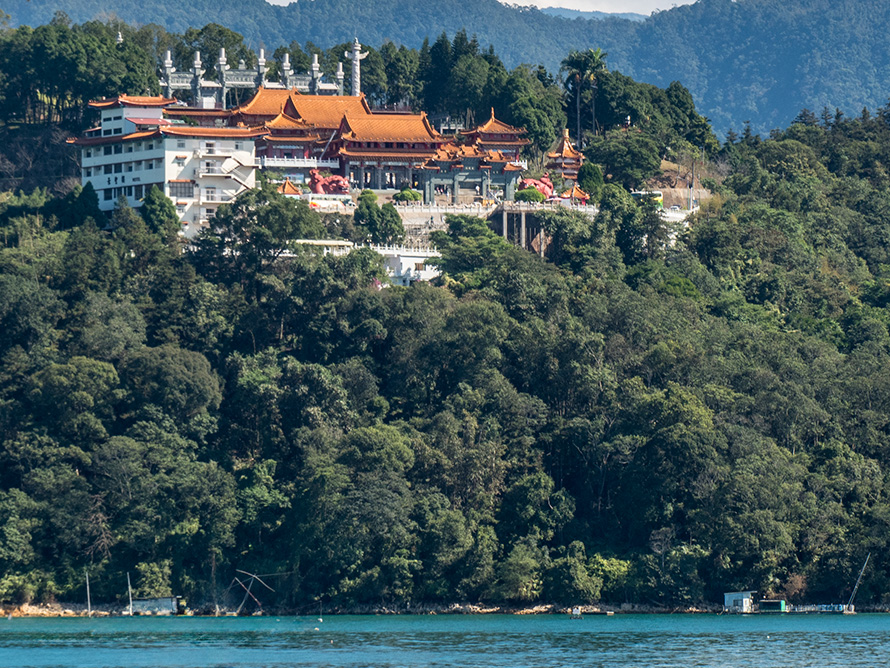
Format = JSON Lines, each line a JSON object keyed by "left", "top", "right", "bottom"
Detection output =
{"left": 292, "top": 240, "right": 440, "bottom": 285}
{"left": 723, "top": 591, "right": 755, "bottom": 613}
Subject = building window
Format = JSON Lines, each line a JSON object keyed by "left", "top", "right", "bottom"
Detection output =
{"left": 104, "top": 146, "right": 113, "bottom": 156}
{"left": 126, "top": 163, "right": 133, "bottom": 172}
{"left": 114, "top": 164, "right": 123, "bottom": 174}
{"left": 168, "top": 181, "right": 194, "bottom": 198}
{"left": 102, "top": 129, "right": 112, "bottom": 136}
{"left": 85, "top": 149, "right": 92, "bottom": 158}
{"left": 177, "top": 139, "right": 186, "bottom": 149}
{"left": 173, "top": 157, "right": 185, "bottom": 167}
{"left": 113, "top": 127, "right": 122, "bottom": 135}
{"left": 176, "top": 204, "right": 186, "bottom": 215}
{"left": 235, "top": 143, "right": 242, "bottom": 150}
{"left": 125, "top": 186, "right": 133, "bottom": 197}
{"left": 135, "top": 184, "right": 144, "bottom": 199}
{"left": 126, "top": 145, "right": 133, "bottom": 153}
{"left": 103, "top": 165, "right": 113, "bottom": 175}
{"left": 84, "top": 168, "right": 92, "bottom": 177}
{"left": 104, "top": 189, "right": 113, "bottom": 201}
{"left": 114, "top": 144, "right": 123, "bottom": 154}
{"left": 134, "top": 161, "right": 142, "bottom": 171}
{"left": 146, "top": 143, "right": 153, "bottom": 150}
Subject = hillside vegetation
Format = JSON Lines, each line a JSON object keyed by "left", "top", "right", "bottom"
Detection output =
{"left": 3, "top": 104, "right": 890, "bottom": 609}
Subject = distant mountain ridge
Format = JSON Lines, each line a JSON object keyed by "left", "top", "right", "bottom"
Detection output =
{"left": 538, "top": 7, "right": 647, "bottom": 22}
{"left": 9, "top": 0, "right": 890, "bottom": 135}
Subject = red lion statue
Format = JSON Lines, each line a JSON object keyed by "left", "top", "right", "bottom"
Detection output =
{"left": 518, "top": 173, "right": 555, "bottom": 198}
{"left": 308, "top": 169, "right": 350, "bottom": 195}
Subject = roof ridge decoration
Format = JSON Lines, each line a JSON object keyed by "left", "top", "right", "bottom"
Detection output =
{"left": 89, "top": 95, "right": 177, "bottom": 109}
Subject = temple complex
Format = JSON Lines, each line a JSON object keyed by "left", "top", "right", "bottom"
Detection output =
{"left": 163, "top": 86, "right": 528, "bottom": 202}
{"left": 546, "top": 129, "right": 585, "bottom": 181}
{"left": 70, "top": 45, "right": 532, "bottom": 235}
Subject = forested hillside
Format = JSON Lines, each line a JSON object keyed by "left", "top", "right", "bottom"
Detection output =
{"left": 4, "top": 94, "right": 890, "bottom": 608}
{"left": 9, "top": 0, "right": 890, "bottom": 134}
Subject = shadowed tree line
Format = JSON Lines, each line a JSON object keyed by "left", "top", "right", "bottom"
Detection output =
{"left": 3, "top": 93, "right": 890, "bottom": 609}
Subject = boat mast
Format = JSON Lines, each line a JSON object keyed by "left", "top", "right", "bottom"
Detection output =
{"left": 847, "top": 553, "right": 871, "bottom": 610}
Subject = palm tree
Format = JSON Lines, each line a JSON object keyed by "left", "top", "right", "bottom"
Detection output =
{"left": 560, "top": 48, "right": 608, "bottom": 147}
{"left": 586, "top": 48, "right": 608, "bottom": 139}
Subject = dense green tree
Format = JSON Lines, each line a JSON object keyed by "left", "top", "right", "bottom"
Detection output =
{"left": 140, "top": 186, "right": 179, "bottom": 239}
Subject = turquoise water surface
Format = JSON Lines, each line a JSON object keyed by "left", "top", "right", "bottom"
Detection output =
{"left": 0, "top": 613, "right": 887, "bottom": 667}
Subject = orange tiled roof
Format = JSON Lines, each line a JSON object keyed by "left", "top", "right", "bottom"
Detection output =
{"left": 161, "top": 126, "right": 268, "bottom": 138}
{"left": 291, "top": 94, "right": 372, "bottom": 129}
{"left": 70, "top": 129, "right": 161, "bottom": 146}
{"left": 338, "top": 149, "right": 435, "bottom": 164}
{"left": 89, "top": 94, "right": 177, "bottom": 109}
{"left": 426, "top": 142, "right": 515, "bottom": 165}
{"left": 466, "top": 108, "right": 528, "bottom": 137}
{"left": 560, "top": 184, "right": 590, "bottom": 200}
{"left": 266, "top": 111, "right": 314, "bottom": 130}
{"left": 547, "top": 129, "right": 584, "bottom": 160}
{"left": 277, "top": 178, "right": 303, "bottom": 195}
{"left": 164, "top": 108, "right": 231, "bottom": 118}
{"left": 232, "top": 87, "right": 298, "bottom": 117}
{"left": 262, "top": 135, "right": 320, "bottom": 143}
{"left": 340, "top": 112, "right": 442, "bottom": 143}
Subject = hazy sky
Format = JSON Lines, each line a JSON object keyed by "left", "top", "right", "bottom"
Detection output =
{"left": 266, "top": 0, "right": 697, "bottom": 15}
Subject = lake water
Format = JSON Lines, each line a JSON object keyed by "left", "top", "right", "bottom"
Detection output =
{"left": 0, "top": 613, "right": 887, "bottom": 668}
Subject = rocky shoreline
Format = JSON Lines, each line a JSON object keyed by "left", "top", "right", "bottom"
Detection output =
{"left": 0, "top": 601, "right": 725, "bottom": 617}
{"left": 4, "top": 601, "right": 888, "bottom": 618}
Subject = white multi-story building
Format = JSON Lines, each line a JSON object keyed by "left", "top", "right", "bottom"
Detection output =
{"left": 72, "top": 95, "right": 266, "bottom": 237}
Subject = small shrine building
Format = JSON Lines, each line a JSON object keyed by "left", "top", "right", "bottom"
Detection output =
{"left": 546, "top": 129, "right": 585, "bottom": 181}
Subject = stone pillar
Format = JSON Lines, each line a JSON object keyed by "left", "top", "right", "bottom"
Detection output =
{"left": 506, "top": 174, "right": 517, "bottom": 201}
{"left": 217, "top": 48, "right": 229, "bottom": 107}
{"left": 191, "top": 52, "right": 205, "bottom": 104}
{"left": 256, "top": 48, "right": 268, "bottom": 88}
{"left": 452, "top": 173, "right": 459, "bottom": 205}
{"left": 520, "top": 211, "right": 526, "bottom": 249}
{"left": 375, "top": 166, "right": 383, "bottom": 190}
{"left": 344, "top": 38, "right": 368, "bottom": 96}
{"left": 502, "top": 209, "right": 508, "bottom": 239}
{"left": 336, "top": 62, "right": 345, "bottom": 95}
{"left": 162, "top": 50, "right": 176, "bottom": 99}
{"left": 280, "top": 52, "right": 293, "bottom": 87}
{"left": 310, "top": 54, "right": 320, "bottom": 95}
{"left": 424, "top": 176, "right": 433, "bottom": 204}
